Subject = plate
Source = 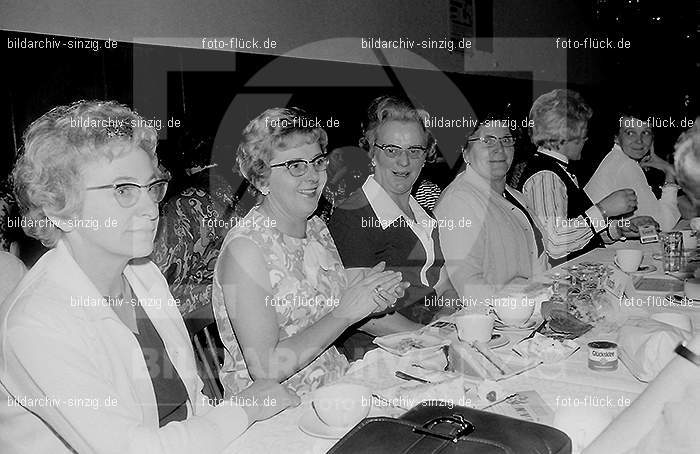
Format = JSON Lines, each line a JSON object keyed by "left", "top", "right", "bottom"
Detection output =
{"left": 298, "top": 404, "right": 381, "bottom": 439}
{"left": 374, "top": 332, "right": 451, "bottom": 356}
{"left": 494, "top": 319, "right": 538, "bottom": 333}
{"left": 487, "top": 332, "right": 509, "bottom": 349}
{"left": 512, "top": 333, "right": 580, "bottom": 364}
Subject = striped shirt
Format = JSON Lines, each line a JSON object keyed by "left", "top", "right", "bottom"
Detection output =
{"left": 521, "top": 148, "right": 608, "bottom": 260}
{"left": 414, "top": 179, "right": 442, "bottom": 211}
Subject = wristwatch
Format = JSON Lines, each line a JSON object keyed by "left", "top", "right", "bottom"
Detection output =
{"left": 675, "top": 341, "right": 700, "bottom": 367}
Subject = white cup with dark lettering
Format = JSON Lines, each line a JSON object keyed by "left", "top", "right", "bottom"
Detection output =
{"left": 614, "top": 249, "right": 643, "bottom": 273}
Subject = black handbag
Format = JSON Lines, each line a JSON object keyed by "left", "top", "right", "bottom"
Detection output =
{"left": 328, "top": 403, "right": 571, "bottom": 454}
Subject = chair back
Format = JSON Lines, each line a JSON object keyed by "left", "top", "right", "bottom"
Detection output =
{"left": 183, "top": 303, "right": 224, "bottom": 401}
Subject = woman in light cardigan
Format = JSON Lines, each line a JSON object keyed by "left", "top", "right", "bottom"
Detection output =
{"left": 435, "top": 123, "right": 548, "bottom": 302}
{"left": 0, "top": 101, "right": 298, "bottom": 454}
{"left": 585, "top": 120, "right": 700, "bottom": 454}
{"left": 585, "top": 112, "right": 680, "bottom": 232}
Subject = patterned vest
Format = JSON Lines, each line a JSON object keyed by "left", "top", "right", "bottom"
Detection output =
{"left": 516, "top": 152, "right": 604, "bottom": 266}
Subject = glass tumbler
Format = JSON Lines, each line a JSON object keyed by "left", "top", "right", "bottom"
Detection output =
{"left": 661, "top": 231, "right": 683, "bottom": 272}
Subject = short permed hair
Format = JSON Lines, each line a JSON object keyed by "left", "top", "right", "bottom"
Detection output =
{"left": 236, "top": 107, "right": 328, "bottom": 195}
{"left": 529, "top": 89, "right": 593, "bottom": 150}
{"left": 12, "top": 100, "right": 161, "bottom": 247}
{"left": 359, "top": 95, "right": 437, "bottom": 163}
{"left": 614, "top": 104, "right": 655, "bottom": 137}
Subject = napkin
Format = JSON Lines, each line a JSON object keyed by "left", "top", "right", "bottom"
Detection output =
{"left": 618, "top": 316, "right": 693, "bottom": 382}
{"left": 513, "top": 333, "right": 580, "bottom": 364}
{"left": 377, "top": 376, "right": 477, "bottom": 410}
{"left": 448, "top": 341, "right": 540, "bottom": 380}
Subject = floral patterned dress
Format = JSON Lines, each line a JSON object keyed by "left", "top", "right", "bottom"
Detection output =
{"left": 0, "top": 180, "right": 16, "bottom": 253}
{"left": 212, "top": 208, "right": 350, "bottom": 397}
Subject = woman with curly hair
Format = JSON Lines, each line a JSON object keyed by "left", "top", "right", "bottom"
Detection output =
{"left": 328, "top": 96, "right": 458, "bottom": 360}
{"left": 0, "top": 100, "right": 298, "bottom": 454}
{"left": 213, "top": 107, "right": 407, "bottom": 395}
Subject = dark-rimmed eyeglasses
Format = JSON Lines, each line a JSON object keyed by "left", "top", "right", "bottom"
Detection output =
{"left": 86, "top": 178, "right": 170, "bottom": 208}
{"left": 269, "top": 154, "right": 329, "bottom": 177}
{"left": 466, "top": 135, "right": 516, "bottom": 147}
{"left": 373, "top": 143, "right": 427, "bottom": 159}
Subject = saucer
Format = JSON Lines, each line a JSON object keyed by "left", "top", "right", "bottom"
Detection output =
{"left": 494, "top": 319, "right": 538, "bottom": 332}
{"left": 298, "top": 406, "right": 355, "bottom": 439}
{"left": 374, "top": 332, "right": 451, "bottom": 356}
{"left": 614, "top": 261, "right": 657, "bottom": 274}
{"left": 629, "top": 264, "right": 657, "bottom": 274}
{"left": 487, "top": 332, "right": 509, "bottom": 349}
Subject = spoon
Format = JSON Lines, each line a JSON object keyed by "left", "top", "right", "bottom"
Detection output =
{"left": 395, "top": 371, "right": 431, "bottom": 384}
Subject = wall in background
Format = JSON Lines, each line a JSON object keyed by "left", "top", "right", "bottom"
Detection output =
{"left": 1, "top": 0, "right": 601, "bottom": 86}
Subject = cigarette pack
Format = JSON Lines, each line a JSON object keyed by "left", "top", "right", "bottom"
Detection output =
{"left": 639, "top": 225, "right": 659, "bottom": 244}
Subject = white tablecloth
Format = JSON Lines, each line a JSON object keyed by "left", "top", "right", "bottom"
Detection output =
{"left": 224, "top": 241, "right": 699, "bottom": 454}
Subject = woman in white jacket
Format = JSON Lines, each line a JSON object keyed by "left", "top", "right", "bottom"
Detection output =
{"left": 584, "top": 109, "right": 681, "bottom": 232}
{"left": 0, "top": 100, "right": 298, "bottom": 454}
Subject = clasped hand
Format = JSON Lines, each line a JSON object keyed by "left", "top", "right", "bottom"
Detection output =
{"left": 334, "top": 262, "right": 409, "bottom": 322}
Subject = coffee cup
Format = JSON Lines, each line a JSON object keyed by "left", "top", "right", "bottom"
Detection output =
{"left": 684, "top": 278, "right": 700, "bottom": 300}
{"left": 455, "top": 313, "right": 494, "bottom": 343}
{"left": 312, "top": 383, "right": 372, "bottom": 428}
{"left": 614, "top": 249, "right": 643, "bottom": 273}
{"left": 681, "top": 230, "right": 697, "bottom": 250}
{"left": 493, "top": 293, "right": 535, "bottom": 327}
{"left": 690, "top": 217, "right": 700, "bottom": 233}
{"left": 651, "top": 313, "right": 693, "bottom": 333}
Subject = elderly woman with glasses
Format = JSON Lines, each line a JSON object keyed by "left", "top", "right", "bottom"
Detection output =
{"left": 584, "top": 108, "right": 681, "bottom": 232}
{"left": 0, "top": 101, "right": 299, "bottom": 454}
{"left": 516, "top": 89, "right": 653, "bottom": 266}
{"left": 213, "top": 107, "right": 405, "bottom": 395}
{"left": 328, "top": 96, "right": 458, "bottom": 361}
{"left": 434, "top": 120, "right": 548, "bottom": 301}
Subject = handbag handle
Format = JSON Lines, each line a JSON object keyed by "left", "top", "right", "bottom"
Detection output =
{"left": 412, "top": 414, "right": 475, "bottom": 443}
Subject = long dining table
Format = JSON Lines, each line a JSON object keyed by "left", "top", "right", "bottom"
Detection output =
{"left": 223, "top": 239, "right": 700, "bottom": 454}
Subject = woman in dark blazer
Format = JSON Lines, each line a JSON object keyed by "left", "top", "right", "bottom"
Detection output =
{"left": 329, "top": 95, "right": 459, "bottom": 360}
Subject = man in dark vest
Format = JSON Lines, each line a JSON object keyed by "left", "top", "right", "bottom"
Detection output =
{"left": 516, "top": 89, "right": 655, "bottom": 266}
